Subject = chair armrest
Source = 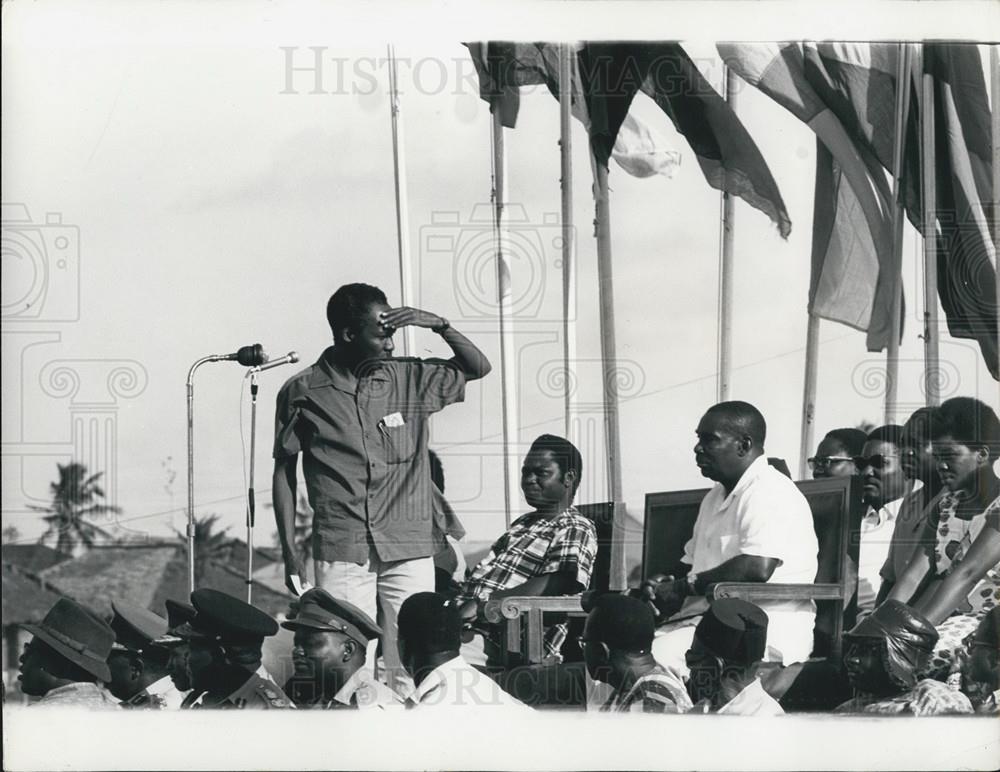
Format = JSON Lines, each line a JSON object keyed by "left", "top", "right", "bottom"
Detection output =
{"left": 709, "top": 582, "right": 844, "bottom": 602}
{"left": 483, "top": 595, "right": 585, "bottom": 624}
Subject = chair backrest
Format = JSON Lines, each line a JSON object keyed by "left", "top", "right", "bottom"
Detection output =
{"left": 641, "top": 474, "right": 862, "bottom": 660}
{"left": 576, "top": 502, "right": 614, "bottom": 593}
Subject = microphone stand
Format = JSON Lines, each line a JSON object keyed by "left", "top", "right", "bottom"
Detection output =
{"left": 245, "top": 370, "right": 259, "bottom": 604}
{"left": 186, "top": 355, "right": 220, "bottom": 593}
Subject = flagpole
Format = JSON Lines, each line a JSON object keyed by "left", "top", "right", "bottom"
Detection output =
{"left": 992, "top": 45, "right": 1000, "bottom": 369}
{"left": 799, "top": 314, "right": 820, "bottom": 479}
{"left": 593, "top": 157, "right": 626, "bottom": 590}
{"left": 491, "top": 108, "right": 519, "bottom": 529}
{"left": 886, "top": 43, "right": 914, "bottom": 424}
{"left": 559, "top": 43, "right": 576, "bottom": 439}
{"left": 919, "top": 46, "right": 941, "bottom": 406}
{"left": 718, "top": 66, "right": 737, "bottom": 402}
{"left": 388, "top": 44, "right": 415, "bottom": 357}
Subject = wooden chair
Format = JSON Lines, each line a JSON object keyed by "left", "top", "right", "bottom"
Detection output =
{"left": 485, "top": 475, "right": 862, "bottom": 674}
{"left": 482, "top": 502, "right": 614, "bottom": 667}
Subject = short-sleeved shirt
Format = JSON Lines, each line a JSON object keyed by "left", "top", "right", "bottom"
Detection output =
{"left": 680, "top": 455, "right": 819, "bottom": 664}
{"left": 857, "top": 496, "right": 905, "bottom": 613}
{"left": 273, "top": 348, "right": 466, "bottom": 564}
{"left": 601, "top": 665, "right": 693, "bottom": 714}
{"left": 459, "top": 506, "right": 597, "bottom": 657}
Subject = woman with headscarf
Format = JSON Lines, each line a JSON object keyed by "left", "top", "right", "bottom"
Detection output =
{"left": 835, "top": 600, "right": 972, "bottom": 715}
{"left": 884, "top": 396, "right": 1000, "bottom": 680}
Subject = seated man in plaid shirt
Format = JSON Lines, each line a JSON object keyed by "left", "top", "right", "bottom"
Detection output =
{"left": 458, "top": 434, "right": 597, "bottom": 667}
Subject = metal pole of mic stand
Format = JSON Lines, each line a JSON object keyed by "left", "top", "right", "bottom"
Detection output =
{"left": 186, "top": 355, "right": 216, "bottom": 594}
{"left": 246, "top": 371, "right": 258, "bottom": 604}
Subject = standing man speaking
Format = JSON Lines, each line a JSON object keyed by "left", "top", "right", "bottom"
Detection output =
{"left": 272, "top": 283, "right": 491, "bottom": 691}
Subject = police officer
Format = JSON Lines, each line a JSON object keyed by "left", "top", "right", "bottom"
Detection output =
{"left": 178, "top": 589, "right": 291, "bottom": 709}
{"left": 106, "top": 600, "right": 182, "bottom": 709}
{"left": 282, "top": 588, "right": 401, "bottom": 709}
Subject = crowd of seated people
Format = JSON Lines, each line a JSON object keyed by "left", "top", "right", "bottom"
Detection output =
{"left": 13, "top": 395, "right": 998, "bottom": 717}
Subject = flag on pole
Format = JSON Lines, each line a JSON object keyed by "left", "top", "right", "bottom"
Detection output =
{"left": 923, "top": 44, "right": 998, "bottom": 378}
{"left": 576, "top": 42, "right": 792, "bottom": 237}
{"left": 803, "top": 43, "right": 997, "bottom": 376}
{"left": 718, "top": 42, "right": 898, "bottom": 350}
{"left": 466, "top": 42, "right": 681, "bottom": 179}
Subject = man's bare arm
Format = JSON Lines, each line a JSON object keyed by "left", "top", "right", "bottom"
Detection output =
{"left": 379, "top": 306, "right": 492, "bottom": 380}
{"left": 272, "top": 455, "right": 305, "bottom": 594}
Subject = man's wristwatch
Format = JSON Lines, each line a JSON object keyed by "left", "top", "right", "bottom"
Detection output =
{"left": 685, "top": 572, "right": 699, "bottom": 595}
{"left": 432, "top": 317, "right": 451, "bottom": 333}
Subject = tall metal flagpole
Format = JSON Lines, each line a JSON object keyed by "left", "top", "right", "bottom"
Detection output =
{"left": 388, "top": 44, "right": 415, "bottom": 357}
{"left": 799, "top": 314, "right": 820, "bottom": 479}
{"left": 593, "top": 156, "right": 626, "bottom": 590}
{"left": 886, "top": 44, "right": 914, "bottom": 424}
{"left": 491, "top": 108, "right": 519, "bottom": 528}
{"left": 718, "top": 66, "right": 737, "bottom": 403}
{"left": 559, "top": 44, "right": 576, "bottom": 439}
{"left": 919, "top": 46, "right": 941, "bottom": 406}
{"left": 991, "top": 45, "right": 1000, "bottom": 383}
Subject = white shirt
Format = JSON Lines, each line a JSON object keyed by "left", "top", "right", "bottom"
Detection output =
{"left": 717, "top": 677, "right": 785, "bottom": 716}
{"left": 681, "top": 455, "right": 819, "bottom": 664}
{"left": 857, "top": 496, "right": 905, "bottom": 613}
{"left": 406, "top": 655, "right": 529, "bottom": 711}
{"left": 330, "top": 668, "right": 403, "bottom": 710}
{"left": 146, "top": 675, "right": 186, "bottom": 710}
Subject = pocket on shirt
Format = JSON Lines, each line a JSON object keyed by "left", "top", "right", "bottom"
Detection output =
{"left": 380, "top": 423, "right": 416, "bottom": 464}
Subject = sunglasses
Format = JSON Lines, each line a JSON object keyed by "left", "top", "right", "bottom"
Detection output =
{"left": 853, "top": 454, "right": 898, "bottom": 471}
{"left": 807, "top": 456, "right": 854, "bottom": 469}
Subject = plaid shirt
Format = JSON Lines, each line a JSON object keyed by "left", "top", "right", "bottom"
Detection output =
{"left": 460, "top": 506, "right": 597, "bottom": 658}
{"left": 602, "top": 665, "right": 693, "bottom": 714}
{"left": 836, "top": 679, "right": 974, "bottom": 716}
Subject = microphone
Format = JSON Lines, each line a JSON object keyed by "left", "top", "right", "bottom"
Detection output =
{"left": 211, "top": 344, "right": 268, "bottom": 367}
{"left": 250, "top": 352, "right": 299, "bottom": 373}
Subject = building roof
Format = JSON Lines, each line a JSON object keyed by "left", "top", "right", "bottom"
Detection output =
{"left": 2, "top": 564, "right": 65, "bottom": 626}
{"left": 34, "top": 542, "right": 291, "bottom": 621}
{"left": 1, "top": 544, "right": 72, "bottom": 573}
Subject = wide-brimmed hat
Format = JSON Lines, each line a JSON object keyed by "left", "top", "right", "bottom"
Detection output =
{"left": 23, "top": 598, "right": 115, "bottom": 682}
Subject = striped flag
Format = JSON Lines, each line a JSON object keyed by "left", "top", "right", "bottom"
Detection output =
{"left": 578, "top": 42, "right": 791, "bottom": 237}
{"left": 466, "top": 42, "right": 681, "bottom": 179}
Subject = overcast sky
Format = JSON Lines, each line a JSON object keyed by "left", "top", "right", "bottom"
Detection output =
{"left": 2, "top": 2, "right": 997, "bottom": 555}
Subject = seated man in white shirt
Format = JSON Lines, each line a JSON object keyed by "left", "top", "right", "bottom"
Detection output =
{"left": 686, "top": 598, "right": 783, "bottom": 715}
{"left": 398, "top": 592, "right": 528, "bottom": 711}
{"left": 644, "top": 401, "right": 819, "bottom": 675}
{"left": 854, "top": 425, "right": 910, "bottom": 615}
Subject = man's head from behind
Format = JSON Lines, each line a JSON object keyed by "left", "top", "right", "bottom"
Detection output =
{"left": 396, "top": 592, "right": 462, "bottom": 681}
{"left": 858, "top": 425, "right": 908, "bottom": 509}
{"left": 282, "top": 589, "right": 380, "bottom": 703}
{"left": 521, "top": 434, "right": 582, "bottom": 512}
{"left": 326, "top": 283, "right": 392, "bottom": 363}
{"left": 582, "top": 594, "right": 656, "bottom": 687}
{"left": 685, "top": 599, "right": 768, "bottom": 708}
{"left": 694, "top": 401, "right": 766, "bottom": 486}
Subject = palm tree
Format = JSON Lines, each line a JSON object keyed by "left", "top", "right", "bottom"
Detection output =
{"left": 31, "top": 462, "right": 120, "bottom": 555}
{"left": 174, "top": 514, "right": 233, "bottom": 586}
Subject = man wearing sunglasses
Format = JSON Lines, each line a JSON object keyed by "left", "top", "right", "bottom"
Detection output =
{"left": 808, "top": 427, "right": 866, "bottom": 480}
{"left": 854, "top": 425, "right": 911, "bottom": 615}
